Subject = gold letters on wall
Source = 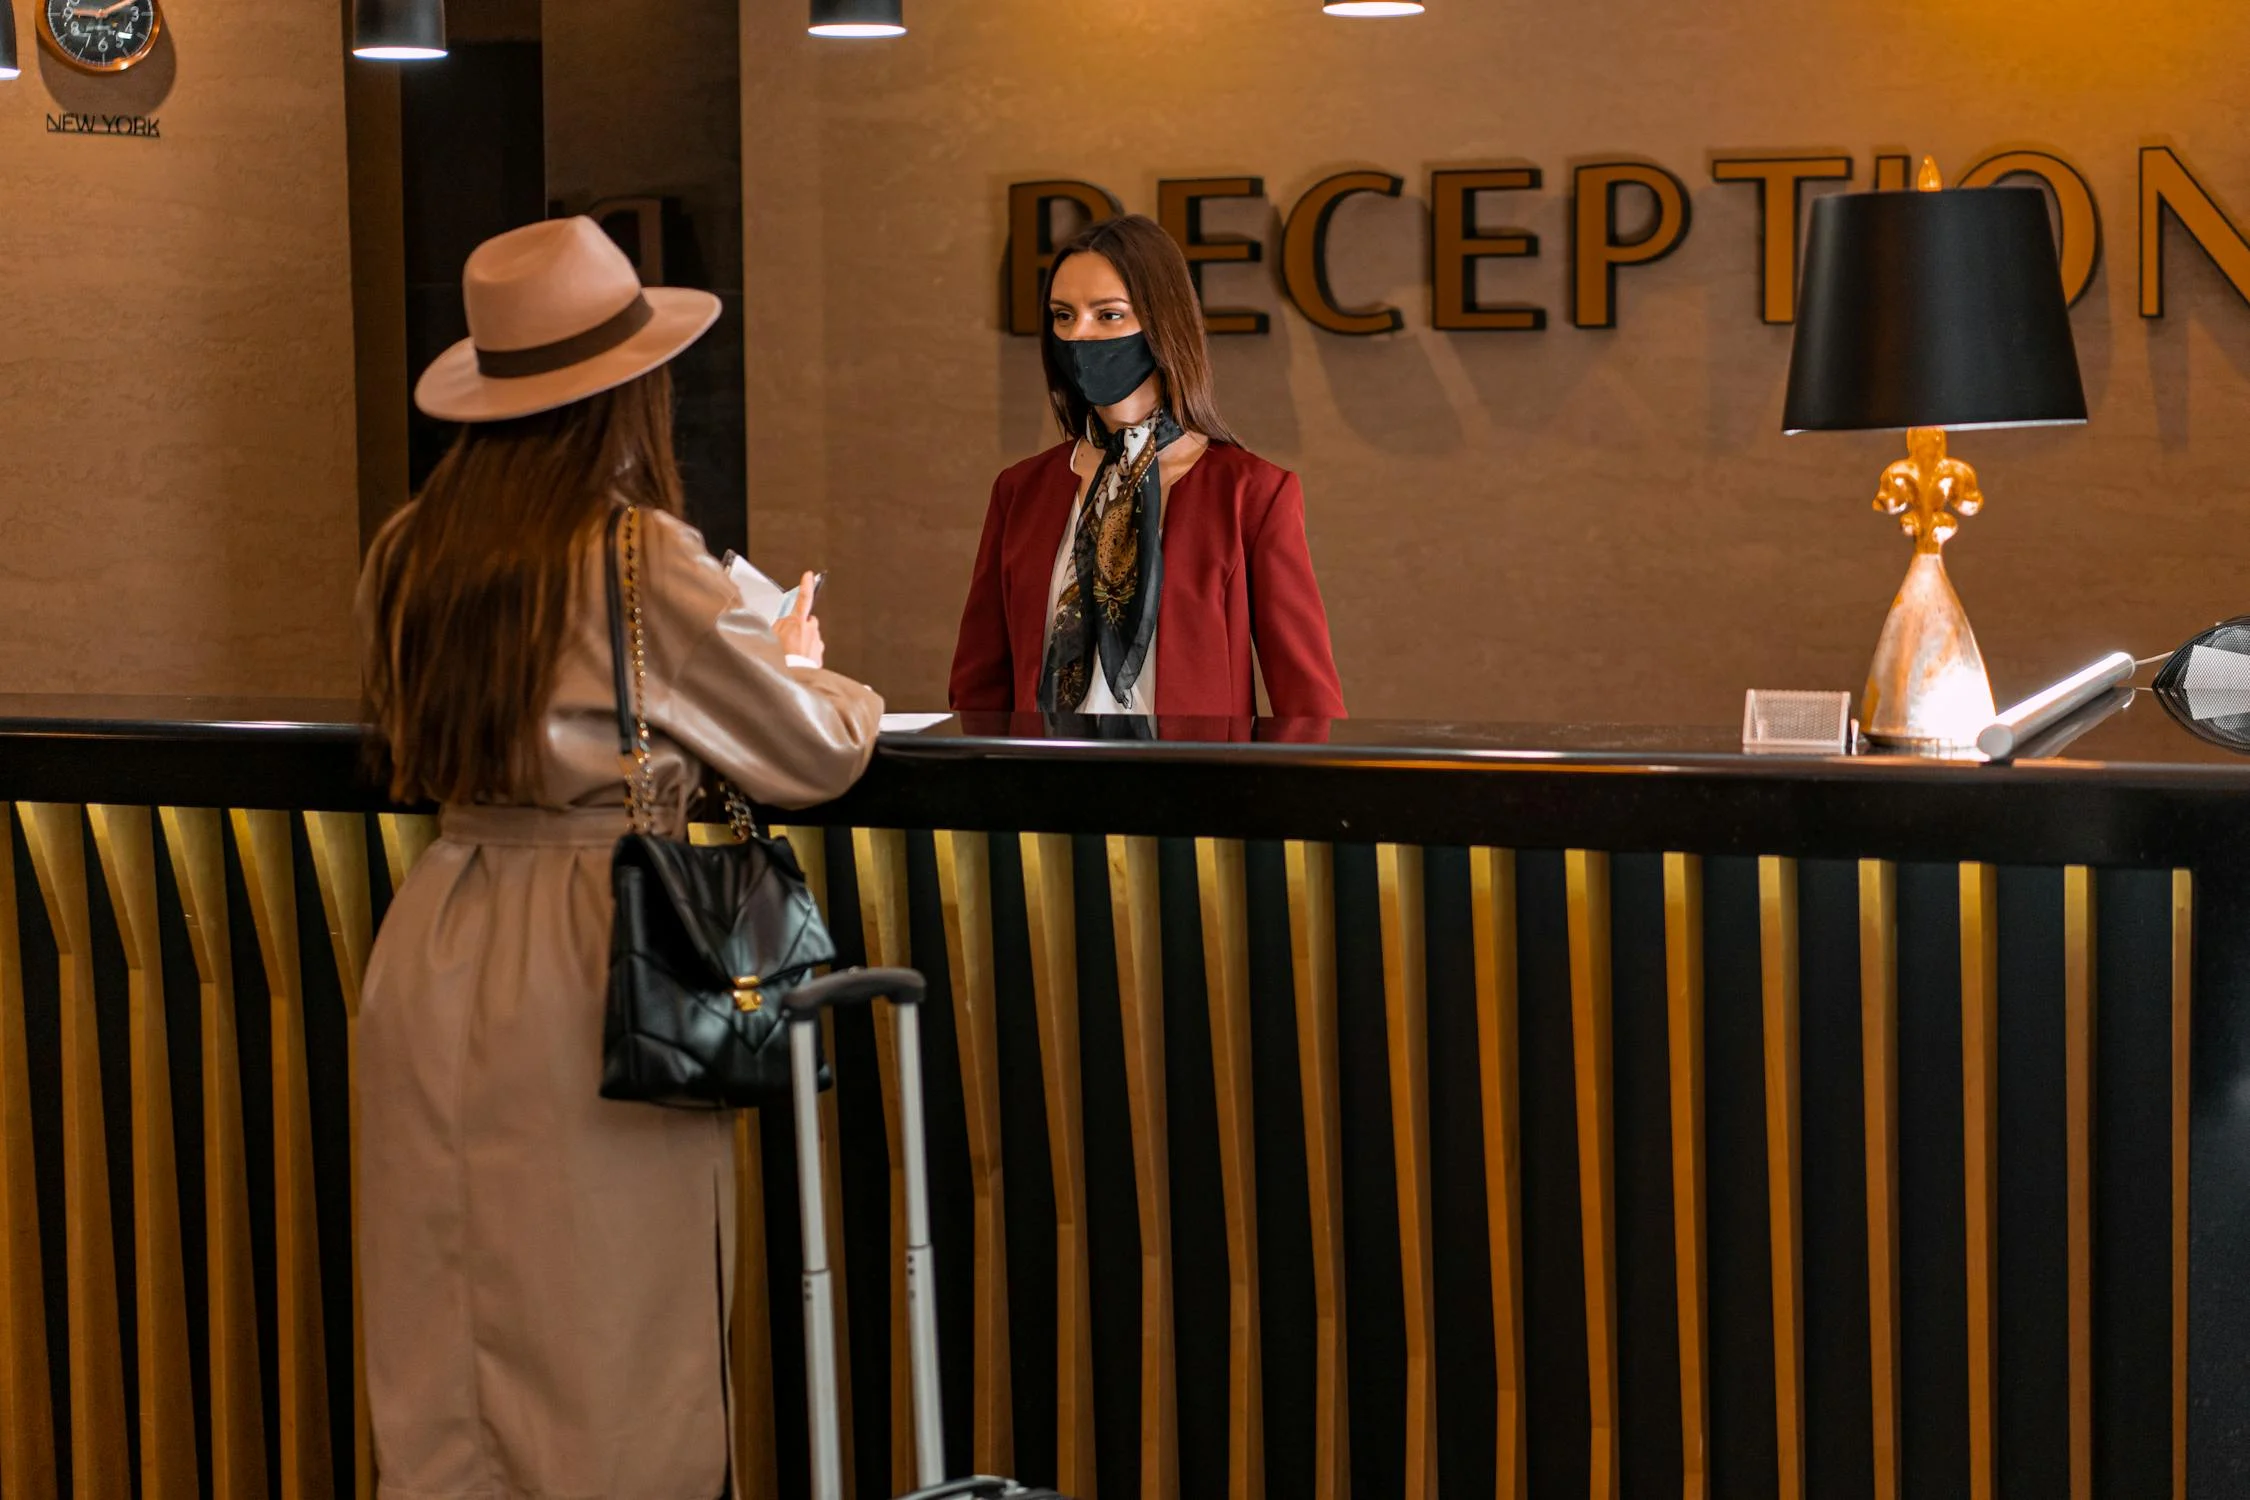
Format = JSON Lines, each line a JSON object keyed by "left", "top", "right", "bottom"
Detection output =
{"left": 1004, "top": 143, "right": 2250, "bottom": 337}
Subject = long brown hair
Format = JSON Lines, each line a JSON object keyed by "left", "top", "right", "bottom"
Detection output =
{"left": 362, "top": 367, "right": 685, "bottom": 804}
{"left": 1041, "top": 214, "right": 1238, "bottom": 446}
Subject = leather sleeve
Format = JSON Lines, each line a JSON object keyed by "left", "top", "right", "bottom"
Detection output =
{"left": 636, "top": 509, "right": 885, "bottom": 808}
{"left": 1244, "top": 469, "right": 1347, "bottom": 719}
{"left": 948, "top": 466, "right": 1019, "bottom": 710}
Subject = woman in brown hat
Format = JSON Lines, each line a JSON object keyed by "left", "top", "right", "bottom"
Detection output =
{"left": 356, "top": 216, "right": 883, "bottom": 1498}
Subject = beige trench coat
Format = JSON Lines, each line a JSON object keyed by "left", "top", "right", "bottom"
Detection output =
{"left": 356, "top": 507, "right": 883, "bottom": 1500}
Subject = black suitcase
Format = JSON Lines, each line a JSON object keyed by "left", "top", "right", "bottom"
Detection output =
{"left": 781, "top": 968, "right": 1071, "bottom": 1500}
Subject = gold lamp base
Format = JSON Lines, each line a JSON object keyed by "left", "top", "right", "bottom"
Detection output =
{"left": 1861, "top": 426, "right": 1997, "bottom": 748}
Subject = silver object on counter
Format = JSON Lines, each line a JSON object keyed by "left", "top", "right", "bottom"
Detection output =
{"left": 1743, "top": 689, "right": 1855, "bottom": 754}
{"left": 1975, "top": 652, "right": 2138, "bottom": 761}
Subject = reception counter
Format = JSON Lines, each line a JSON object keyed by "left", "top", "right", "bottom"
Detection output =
{"left": 4, "top": 696, "right": 2248, "bottom": 1500}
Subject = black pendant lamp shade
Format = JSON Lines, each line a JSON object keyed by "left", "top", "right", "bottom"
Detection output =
{"left": 354, "top": 0, "right": 447, "bottom": 60}
{"left": 1783, "top": 186, "right": 2086, "bottom": 433}
{"left": 809, "top": 0, "right": 905, "bottom": 37}
{"left": 0, "top": 3, "right": 19, "bottom": 80}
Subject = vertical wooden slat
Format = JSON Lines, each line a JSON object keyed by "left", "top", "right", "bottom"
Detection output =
{"left": 933, "top": 830, "right": 1012, "bottom": 1476}
{"left": 1376, "top": 844, "right": 1435, "bottom": 1500}
{"left": 231, "top": 809, "right": 335, "bottom": 1500}
{"left": 1199, "top": 838, "right": 1266, "bottom": 1500}
{"left": 160, "top": 808, "right": 267, "bottom": 1500}
{"left": 1472, "top": 847, "right": 1524, "bottom": 1500}
{"left": 1663, "top": 853, "right": 1708, "bottom": 1500}
{"left": 1860, "top": 859, "right": 1901, "bottom": 1500}
{"left": 303, "top": 812, "right": 375, "bottom": 1500}
{"left": 1021, "top": 831, "right": 1097, "bottom": 1496}
{"left": 1107, "top": 835, "right": 1177, "bottom": 1498}
{"left": 87, "top": 807, "right": 197, "bottom": 1500}
{"left": 775, "top": 824, "right": 856, "bottom": 1500}
{"left": 1960, "top": 862, "right": 2000, "bottom": 1500}
{"left": 2063, "top": 867, "right": 2096, "bottom": 1500}
{"left": 2172, "top": 868, "right": 2193, "bottom": 1500}
{"left": 1286, "top": 842, "right": 1349, "bottom": 1500}
{"left": 375, "top": 813, "right": 438, "bottom": 895}
{"left": 1760, "top": 856, "right": 1805, "bottom": 1500}
{"left": 0, "top": 805, "right": 59, "bottom": 1500}
{"left": 19, "top": 802, "right": 129, "bottom": 1500}
{"left": 685, "top": 823, "right": 777, "bottom": 1500}
{"left": 852, "top": 827, "right": 918, "bottom": 1495}
{"left": 1564, "top": 849, "right": 1619, "bottom": 1500}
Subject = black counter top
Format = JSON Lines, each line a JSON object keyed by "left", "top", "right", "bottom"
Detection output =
{"left": 4, "top": 690, "right": 2248, "bottom": 868}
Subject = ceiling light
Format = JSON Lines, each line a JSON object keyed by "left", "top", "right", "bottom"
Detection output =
{"left": 810, "top": 0, "right": 906, "bottom": 38}
{"left": 354, "top": 0, "right": 447, "bottom": 60}
{"left": 1324, "top": 1, "right": 1426, "bottom": 13}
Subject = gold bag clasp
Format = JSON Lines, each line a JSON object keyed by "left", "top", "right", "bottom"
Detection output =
{"left": 733, "top": 974, "right": 764, "bottom": 1012}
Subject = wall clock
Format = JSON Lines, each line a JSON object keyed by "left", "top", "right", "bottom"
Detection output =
{"left": 39, "top": 0, "right": 163, "bottom": 74}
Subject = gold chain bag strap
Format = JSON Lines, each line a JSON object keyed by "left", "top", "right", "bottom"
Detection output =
{"left": 598, "top": 504, "right": 835, "bottom": 1108}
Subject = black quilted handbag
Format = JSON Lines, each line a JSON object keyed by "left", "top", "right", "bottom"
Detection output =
{"left": 598, "top": 504, "right": 834, "bottom": 1108}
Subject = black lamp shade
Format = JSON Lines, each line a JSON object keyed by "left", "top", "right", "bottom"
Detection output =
{"left": 0, "top": 3, "right": 19, "bottom": 78}
{"left": 1783, "top": 186, "right": 2086, "bottom": 433}
{"left": 354, "top": 0, "right": 447, "bottom": 59}
{"left": 809, "top": 0, "right": 905, "bottom": 35}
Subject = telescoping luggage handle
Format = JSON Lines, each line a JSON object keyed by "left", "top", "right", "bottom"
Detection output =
{"left": 783, "top": 967, "right": 945, "bottom": 1500}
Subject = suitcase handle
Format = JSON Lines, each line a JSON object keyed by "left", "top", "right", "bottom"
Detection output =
{"left": 787, "top": 963, "right": 948, "bottom": 1496}
{"left": 781, "top": 965, "right": 926, "bottom": 1017}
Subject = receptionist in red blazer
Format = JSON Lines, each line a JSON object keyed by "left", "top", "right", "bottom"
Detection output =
{"left": 949, "top": 214, "right": 1346, "bottom": 718}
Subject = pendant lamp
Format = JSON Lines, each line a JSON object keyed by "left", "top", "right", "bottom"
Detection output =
{"left": 0, "top": 4, "right": 19, "bottom": 80}
{"left": 1324, "top": 1, "right": 1424, "bottom": 14}
{"left": 354, "top": 0, "right": 447, "bottom": 60}
{"left": 809, "top": 0, "right": 905, "bottom": 38}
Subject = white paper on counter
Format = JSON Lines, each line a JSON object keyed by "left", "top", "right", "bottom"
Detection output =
{"left": 879, "top": 713, "right": 953, "bottom": 734}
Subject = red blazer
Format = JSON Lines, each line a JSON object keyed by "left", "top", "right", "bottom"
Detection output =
{"left": 949, "top": 440, "right": 1347, "bottom": 717}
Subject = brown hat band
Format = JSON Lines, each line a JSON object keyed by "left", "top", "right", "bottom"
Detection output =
{"left": 474, "top": 294, "right": 656, "bottom": 379}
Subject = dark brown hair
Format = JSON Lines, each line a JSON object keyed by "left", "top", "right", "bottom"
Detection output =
{"left": 361, "top": 367, "right": 685, "bottom": 804}
{"left": 1041, "top": 214, "right": 1238, "bottom": 446}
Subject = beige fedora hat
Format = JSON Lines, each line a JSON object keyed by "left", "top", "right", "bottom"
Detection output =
{"left": 415, "top": 216, "right": 721, "bottom": 424}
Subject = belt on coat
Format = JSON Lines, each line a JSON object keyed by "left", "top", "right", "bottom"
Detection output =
{"left": 438, "top": 804, "right": 635, "bottom": 847}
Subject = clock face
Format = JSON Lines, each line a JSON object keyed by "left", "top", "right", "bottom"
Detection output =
{"left": 40, "top": 0, "right": 162, "bottom": 74}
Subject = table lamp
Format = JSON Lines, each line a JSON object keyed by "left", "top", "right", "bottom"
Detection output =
{"left": 1783, "top": 160, "right": 2086, "bottom": 748}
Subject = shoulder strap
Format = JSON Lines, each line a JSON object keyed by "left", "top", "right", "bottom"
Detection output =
{"left": 603, "top": 505, "right": 633, "bottom": 756}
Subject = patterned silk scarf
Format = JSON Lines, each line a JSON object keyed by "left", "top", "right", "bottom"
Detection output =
{"left": 1038, "top": 408, "right": 1186, "bottom": 711}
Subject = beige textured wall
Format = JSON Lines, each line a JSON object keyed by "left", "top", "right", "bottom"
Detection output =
{"left": 0, "top": 3, "right": 361, "bottom": 697}
{"left": 743, "top": 0, "right": 2250, "bottom": 722}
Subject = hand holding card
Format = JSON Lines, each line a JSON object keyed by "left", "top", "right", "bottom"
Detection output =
{"left": 774, "top": 570, "right": 824, "bottom": 669}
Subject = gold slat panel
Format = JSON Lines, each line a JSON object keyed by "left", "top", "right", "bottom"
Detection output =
{"left": 732, "top": 1111, "right": 780, "bottom": 1500}
{"left": 1377, "top": 843, "right": 1435, "bottom": 1500}
{"left": 686, "top": 823, "right": 777, "bottom": 1500}
{"left": 159, "top": 808, "right": 268, "bottom": 1500}
{"left": 2064, "top": 867, "right": 2096, "bottom": 1500}
{"left": 1759, "top": 856, "right": 1805, "bottom": 1500}
{"left": 1200, "top": 838, "right": 1267, "bottom": 1500}
{"left": 302, "top": 812, "right": 376, "bottom": 1500}
{"left": 1021, "top": 831, "right": 1097, "bottom": 1495}
{"left": 1663, "top": 853, "right": 1708, "bottom": 1500}
{"left": 1286, "top": 842, "right": 1349, "bottom": 1500}
{"left": 1564, "top": 849, "right": 1619, "bottom": 1500}
{"left": 19, "top": 803, "right": 129, "bottom": 1500}
{"left": 1959, "top": 862, "right": 2000, "bottom": 1500}
{"left": 933, "top": 830, "right": 1013, "bottom": 1475}
{"left": 375, "top": 812, "right": 438, "bottom": 895}
{"left": 1107, "top": 835, "right": 1177, "bottom": 1498}
{"left": 1472, "top": 847, "right": 1525, "bottom": 1500}
{"left": 0, "top": 805, "right": 58, "bottom": 1500}
{"left": 775, "top": 824, "right": 856, "bottom": 1500}
{"left": 851, "top": 826, "right": 918, "bottom": 1496}
{"left": 87, "top": 807, "right": 197, "bottom": 1500}
{"left": 1860, "top": 860, "right": 1901, "bottom": 1500}
{"left": 231, "top": 809, "right": 335, "bottom": 1500}
{"left": 2172, "top": 869, "right": 2194, "bottom": 1500}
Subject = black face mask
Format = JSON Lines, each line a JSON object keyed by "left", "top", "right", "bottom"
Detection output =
{"left": 1052, "top": 330, "right": 1159, "bottom": 407}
